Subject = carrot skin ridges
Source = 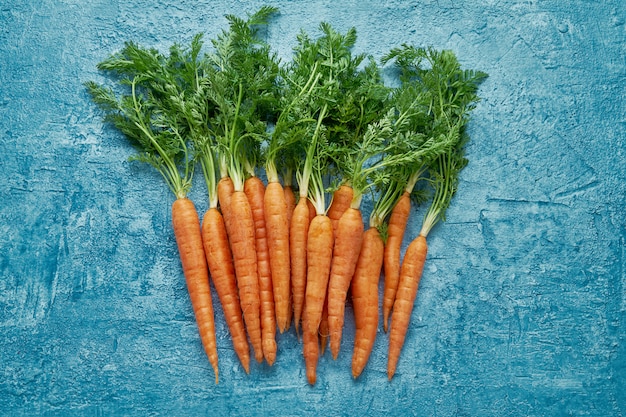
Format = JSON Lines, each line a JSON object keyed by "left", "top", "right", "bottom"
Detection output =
{"left": 228, "top": 190, "right": 264, "bottom": 363}
{"left": 303, "top": 215, "right": 334, "bottom": 335}
{"left": 382, "top": 191, "right": 411, "bottom": 333}
{"left": 217, "top": 177, "right": 235, "bottom": 235}
{"left": 284, "top": 185, "right": 296, "bottom": 229}
{"left": 327, "top": 185, "right": 354, "bottom": 233}
{"left": 327, "top": 208, "right": 364, "bottom": 359}
{"left": 201, "top": 207, "right": 250, "bottom": 374}
{"left": 264, "top": 181, "right": 291, "bottom": 333}
{"left": 351, "top": 227, "right": 384, "bottom": 379}
{"left": 387, "top": 234, "right": 427, "bottom": 380}
{"left": 172, "top": 198, "right": 219, "bottom": 383}
{"left": 245, "top": 176, "right": 277, "bottom": 365}
{"left": 290, "top": 197, "right": 309, "bottom": 335}
{"left": 302, "top": 313, "right": 319, "bottom": 385}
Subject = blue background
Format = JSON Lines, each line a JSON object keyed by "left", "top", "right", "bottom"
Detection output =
{"left": 1, "top": 1, "right": 625, "bottom": 416}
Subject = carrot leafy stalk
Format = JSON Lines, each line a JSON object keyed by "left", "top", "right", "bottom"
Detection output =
{"left": 384, "top": 45, "right": 487, "bottom": 380}
{"left": 85, "top": 38, "right": 219, "bottom": 382}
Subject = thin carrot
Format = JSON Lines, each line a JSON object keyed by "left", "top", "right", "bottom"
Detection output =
{"left": 290, "top": 196, "right": 309, "bottom": 335}
{"left": 386, "top": 234, "right": 426, "bottom": 380}
{"left": 173, "top": 198, "right": 220, "bottom": 383}
{"left": 229, "top": 190, "right": 264, "bottom": 364}
{"left": 327, "top": 203, "right": 364, "bottom": 359}
{"left": 327, "top": 184, "right": 353, "bottom": 233}
{"left": 245, "top": 175, "right": 277, "bottom": 365}
{"left": 351, "top": 226, "right": 384, "bottom": 379}
{"left": 201, "top": 207, "right": 250, "bottom": 373}
{"left": 382, "top": 190, "right": 411, "bottom": 333}
{"left": 302, "top": 311, "right": 319, "bottom": 385}
{"left": 319, "top": 296, "right": 330, "bottom": 355}
{"left": 284, "top": 184, "right": 296, "bottom": 229}
{"left": 217, "top": 176, "right": 235, "bottom": 236}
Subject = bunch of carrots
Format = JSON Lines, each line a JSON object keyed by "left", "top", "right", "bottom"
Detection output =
{"left": 86, "top": 7, "right": 486, "bottom": 385}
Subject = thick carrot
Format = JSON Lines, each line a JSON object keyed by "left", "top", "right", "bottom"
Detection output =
{"left": 201, "top": 207, "right": 250, "bottom": 374}
{"left": 245, "top": 176, "right": 277, "bottom": 365}
{"left": 228, "top": 190, "right": 264, "bottom": 363}
{"left": 302, "top": 312, "right": 319, "bottom": 385}
{"left": 290, "top": 197, "right": 309, "bottom": 335}
{"left": 303, "top": 214, "right": 334, "bottom": 335}
{"left": 327, "top": 207, "right": 364, "bottom": 359}
{"left": 382, "top": 191, "right": 411, "bottom": 332}
{"left": 264, "top": 181, "right": 291, "bottom": 333}
{"left": 351, "top": 227, "right": 384, "bottom": 379}
{"left": 327, "top": 184, "right": 354, "bottom": 233}
{"left": 387, "top": 234, "right": 427, "bottom": 380}
{"left": 172, "top": 197, "right": 219, "bottom": 383}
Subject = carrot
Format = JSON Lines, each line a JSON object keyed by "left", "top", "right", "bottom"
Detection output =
{"left": 245, "top": 175, "right": 277, "bottom": 365}
{"left": 229, "top": 190, "right": 264, "bottom": 363}
{"left": 327, "top": 204, "right": 364, "bottom": 359}
{"left": 303, "top": 213, "right": 334, "bottom": 335}
{"left": 351, "top": 226, "right": 384, "bottom": 379}
{"left": 217, "top": 176, "right": 235, "bottom": 236}
{"left": 319, "top": 296, "right": 330, "bottom": 355}
{"left": 264, "top": 181, "right": 291, "bottom": 333}
{"left": 284, "top": 184, "right": 296, "bottom": 229}
{"left": 201, "top": 207, "right": 250, "bottom": 373}
{"left": 302, "top": 312, "right": 319, "bottom": 385}
{"left": 386, "top": 234, "right": 426, "bottom": 380}
{"left": 382, "top": 190, "right": 411, "bottom": 332}
{"left": 290, "top": 196, "right": 309, "bottom": 335}
{"left": 172, "top": 198, "right": 219, "bottom": 383}
{"left": 327, "top": 184, "right": 353, "bottom": 233}
{"left": 307, "top": 198, "right": 317, "bottom": 224}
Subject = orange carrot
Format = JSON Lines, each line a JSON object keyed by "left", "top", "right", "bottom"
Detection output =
{"left": 302, "top": 312, "right": 319, "bottom": 385}
{"left": 307, "top": 198, "right": 316, "bottom": 224}
{"left": 264, "top": 181, "right": 291, "bottom": 333}
{"left": 387, "top": 234, "right": 427, "bottom": 380}
{"left": 284, "top": 184, "right": 296, "bottom": 229}
{"left": 303, "top": 214, "right": 334, "bottom": 335}
{"left": 228, "top": 190, "right": 264, "bottom": 363}
{"left": 351, "top": 226, "right": 384, "bottom": 379}
{"left": 290, "top": 197, "right": 309, "bottom": 335}
{"left": 245, "top": 176, "right": 277, "bottom": 365}
{"left": 327, "top": 206, "right": 364, "bottom": 359}
{"left": 201, "top": 207, "right": 250, "bottom": 374}
{"left": 382, "top": 191, "right": 411, "bottom": 332}
{"left": 327, "top": 184, "right": 354, "bottom": 233}
{"left": 319, "top": 296, "right": 329, "bottom": 355}
{"left": 172, "top": 197, "right": 219, "bottom": 383}
{"left": 217, "top": 176, "right": 235, "bottom": 235}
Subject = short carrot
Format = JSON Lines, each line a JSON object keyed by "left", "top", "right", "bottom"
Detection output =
{"left": 290, "top": 196, "right": 309, "bottom": 335}
{"left": 382, "top": 190, "right": 411, "bottom": 333}
{"left": 351, "top": 226, "right": 384, "bottom": 379}
{"left": 327, "top": 203, "right": 364, "bottom": 359}
{"left": 173, "top": 198, "right": 220, "bottom": 383}
{"left": 245, "top": 175, "right": 277, "bottom": 365}
{"left": 201, "top": 207, "right": 250, "bottom": 374}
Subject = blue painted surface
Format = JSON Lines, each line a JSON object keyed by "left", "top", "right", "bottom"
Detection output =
{"left": 1, "top": 1, "right": 624, "bottom": 415}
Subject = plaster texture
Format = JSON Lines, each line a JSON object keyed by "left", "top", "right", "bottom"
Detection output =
{"left": 1, "top": 1, "right": 624, "bottom": 416}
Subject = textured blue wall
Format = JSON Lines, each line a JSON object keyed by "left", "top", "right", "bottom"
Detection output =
{"left": 1, "top": 1, "right": 624, "bottom": 416}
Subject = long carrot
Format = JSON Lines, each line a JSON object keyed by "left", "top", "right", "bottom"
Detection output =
{"left": 201, "top": 207, "right": 250, "bottom": 374}
{"left": 382, "top": 190, "right": 411, "bottom": 332}
{"left": 229, "top": 190, "right": 264, "bottom": 363}
{"left": 386, "top": 234, "right": 426, "bottom": 380}
{"left": 290, "top": 196, "right": 309, "bottom": 335}
{"left": 245, "top": 175, "right": 277, "bottom": 365}
{"left": 351, "top": 226, "right": 384, "bottom": 379}
{"left": 173, "top": 197, "right": 219, "bottom": 383}
{"left": 327, "top": 203, "right": 364, "bottom": 359}
{"left": 264, "top": 181, "right": 291, "bottom": 333}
